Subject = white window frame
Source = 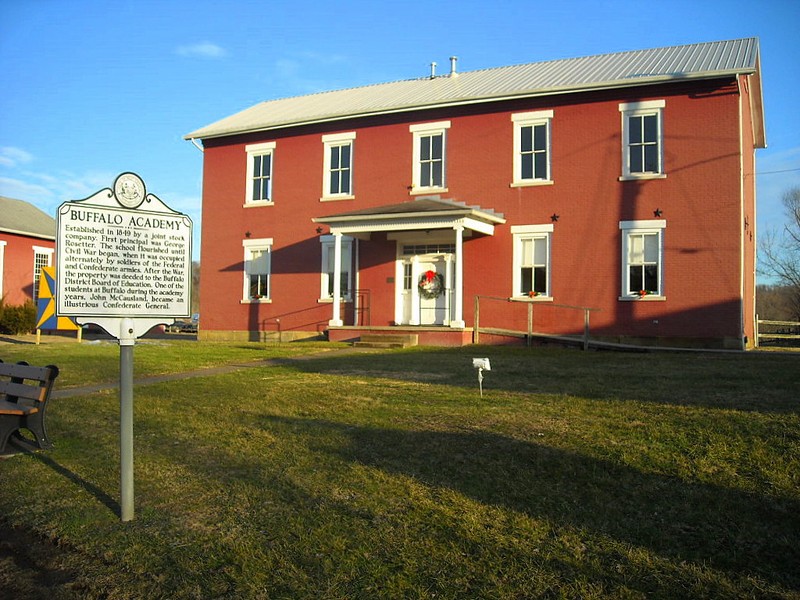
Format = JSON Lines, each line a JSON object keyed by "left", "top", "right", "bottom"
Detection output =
{"left": 32, "top": 246, "right": 53, "bottom": 300}
{"left": 319, "top": 235, "right": 353, "bottom": 301}
{"left": 0, "top": 241, "right": 6, "bottom": 298}
{"left": 619, "top": 220, "right": 666, "bottom": 300}
{"left": 511, "top": 224, "right": 553, "bottom": 299}
{"left": 511, "top": 110, "right": 554, "bottom": 186}
{"left": 242, "top": 238, "right": 273, "bottom": 303}
{"left": 409, "top": 121, "right": 450, "bottom": 194}
{"left": 321, "top": 132, "right": 355, "bottom": 201}
{"left": 619, "top": 100, "right": 665, "bottom": 181}
{"left": 245, "top": 141, "right": 276, "bottom": 206}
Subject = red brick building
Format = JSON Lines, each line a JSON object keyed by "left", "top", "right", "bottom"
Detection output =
{"left": 186, "top": 38, "right": 765, "bottom": 349}
{"left": 0, "top": 196, "right": 55, "bottom": 306}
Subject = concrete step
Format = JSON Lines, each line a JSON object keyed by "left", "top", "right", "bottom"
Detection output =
{"left": 353, "top": 333, "right": 419, "bottom": 349}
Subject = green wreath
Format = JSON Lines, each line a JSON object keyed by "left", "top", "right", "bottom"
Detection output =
{"left": 418, "top": 270, "right": 445, "bottom": 300}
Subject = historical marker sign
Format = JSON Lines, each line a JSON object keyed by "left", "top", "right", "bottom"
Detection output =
{"left": 56, "top": 172, "right": 193, "bottom": 322}
{"left": 55, "top": 172, "right": 193, "bottom": 522}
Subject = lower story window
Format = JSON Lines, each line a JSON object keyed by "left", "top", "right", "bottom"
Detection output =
{"left": 511, "top": 225, "right": 553, "bottom": 298}
{"left": 33, "top": 246, "right": 54, "bottom": 300}
{"left": 243, "top": 238, "right": 272, "bottom": 301}
{"left": 320, "top": 235, "right": 353, "bottom": 300}
{"left": 620, "top": 220, "right": 665, "bottom": 298}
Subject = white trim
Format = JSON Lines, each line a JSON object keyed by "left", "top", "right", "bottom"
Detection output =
{"left": 242, "top": 238, "right": 273, "bottom": 303}
{"left": 321, "top": 132, "right": 355, "bottom": 200}
{"left": 618, "top": 100, "right": 665, "bottom": 111}
{"left": 619, "top": 100, "right": 665, "bottom": 179}
{"left": 511, "top": 224, "right": 554, "bottom": 234}
{"left": 410, "top": 121, "right": 450, "bottom": 193}
{"left": 409, "top": 120, "right": 451, "bottom": 133}
{"left": 619, "top": 220, "right": 666, "bottom": 230}
{"left": 511, "top": 109, "right": 554, "bottom": 122}
{"left": 245, "top": 141, "right": 276, "bottom": 205}
{"left": 0, "top": 240, "right": 6, "bottom": 298}
{"left": 32, "top": 245, "right": 55, "bottom": 255}
{"left": 512, "top": 110, "right": 553, "bottom": 185}
{"left": 245, "top": 141, "right": 276, "bottom": 153}
{"left": 319, "top": 234, "right": 353, "bottom": 302}
{"left": 511, "top": 225, "right": 553, "bottom": 298}
{"left": 619, "top": 221, "right": 666, "bottom": 299}
{"left": 322, "top": 131, "right": 356, "bottom": 143}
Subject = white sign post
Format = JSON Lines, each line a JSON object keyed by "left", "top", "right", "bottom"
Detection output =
{"left": 56, "top": 173, "right": 193, "bottom": 521}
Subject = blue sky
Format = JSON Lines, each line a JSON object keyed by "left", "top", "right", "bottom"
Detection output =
{"left": 1, "top": 0, "right": 798, "bottom": 279}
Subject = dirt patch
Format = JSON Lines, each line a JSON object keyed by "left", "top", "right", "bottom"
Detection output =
{"left": 0, "top": 521, "right": 80, "bottom": 599}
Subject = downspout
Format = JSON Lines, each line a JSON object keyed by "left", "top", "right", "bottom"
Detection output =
{"left": 737, "top": 76, "right": 746, "bottom": 350}
{"left": 190, "top": 138, "right": 204, "bottom": 153}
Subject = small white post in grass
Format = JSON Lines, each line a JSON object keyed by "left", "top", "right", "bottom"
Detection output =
{"left": 472, "top": 357, "right": 491, "bottom": 397}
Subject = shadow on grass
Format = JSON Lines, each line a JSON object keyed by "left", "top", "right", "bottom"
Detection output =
{"left": 31, "top": 452, "right": 120, "bottom": 516}
{"left": 261, "top": 414, "right": 800, "bottom": 592}
{"left": 290, "top": 346, "right": 800, "bottom": 414}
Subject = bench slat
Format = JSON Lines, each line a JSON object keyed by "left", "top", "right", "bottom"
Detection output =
{"left": 0, "top": 399, "right": 39, "bottom": 416}
{"left": 0, "top": 362, "right": 53, "bottom": 381}
{"left": 0, "top": 380, "right": 47, "bottom": 402}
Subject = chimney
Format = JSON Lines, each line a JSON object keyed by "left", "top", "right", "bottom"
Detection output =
{"left": 449, "top": 56, "right": 458, "bottom": 77}
{"left": 430, "top": 61, "right": 437, "bottom": 79}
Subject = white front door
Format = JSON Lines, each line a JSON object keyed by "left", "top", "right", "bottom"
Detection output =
{"left": 418, "top": 257, "right": 448, "bottom": 325}
{"left": 398, "top": 254, "right": 450, "bottom": 326}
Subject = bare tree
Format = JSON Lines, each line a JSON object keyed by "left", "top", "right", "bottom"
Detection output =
{"left": 760, "top": 187, "right": 800, "bottom": 319}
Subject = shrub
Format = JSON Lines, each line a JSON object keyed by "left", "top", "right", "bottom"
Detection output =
{"left": 0, "top": 299, "right": 37, "bottom": 334}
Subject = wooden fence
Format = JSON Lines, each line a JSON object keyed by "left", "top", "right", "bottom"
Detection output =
{"left": 756, "top": 318, "right": 800, "bottom": 347}
{"left": 473, "top": 295, "right": 599, "bottom": 350}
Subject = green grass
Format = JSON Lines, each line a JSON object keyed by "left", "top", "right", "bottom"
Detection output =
{"left": 1, "top": 343, "right": 799, "bottom": 599}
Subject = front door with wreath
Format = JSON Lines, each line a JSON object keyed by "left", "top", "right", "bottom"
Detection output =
{"left": 417, "top": 257, "right": 448, "bottom": 325}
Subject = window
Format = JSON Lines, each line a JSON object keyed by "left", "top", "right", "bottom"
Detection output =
{"left": 619, "top": 100, "right": 665, "bottom": 180}
{"left": 511, "top": 225, "right": 553, "bottom": 298}
{"left": 620, "top": 220, "right": 666, "bottom": 299}
{"left": 32, "top": 246, "right": 53, "bottom": 300}
{"left": 512, "top": 110, "right": 553, "bottom": 185}
{"left": 242, "top": 238, "right": 272, "bottom": 301}
{"left": 322, "top": 132, "right": 355, "bottom": 200}
{"left": 245, "top": 142, "right": 276, "bottom": 205}
{"left": 320, "top": 235, "right": 353, "bottom": 300}
{"left": 0, "top": 241, "right": 6, "bottom": 298}
{"left": 410, "top": 121, "right": 450, "bottom": 193}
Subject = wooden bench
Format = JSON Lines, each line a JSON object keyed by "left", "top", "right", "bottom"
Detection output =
{"left": 0, "top": 359, "right": 60, "bottom": 454}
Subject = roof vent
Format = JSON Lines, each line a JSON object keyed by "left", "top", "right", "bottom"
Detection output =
{"left": 449, "top": 56, "right": 458, "bottom": 77}
{"left": 430, "top": 61, "right": 437, "bottom": 79}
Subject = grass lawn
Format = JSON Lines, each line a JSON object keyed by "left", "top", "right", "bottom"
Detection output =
{"left": 1, "top": 342, "right": 798, "bottom": 599}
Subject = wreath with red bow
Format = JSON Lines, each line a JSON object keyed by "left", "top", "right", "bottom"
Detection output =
{"left": 418, "top": 270, "right": 445, "bottom": 299}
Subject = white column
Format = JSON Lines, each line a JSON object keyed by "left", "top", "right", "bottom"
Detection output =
{"left": 329, "top": 232, "right": 343, "bottom": 326}
{"left": 410, "top": 255, "right": 420, "bottom": 325}
{"left": 451, "top": 225, "right": 465, "bottom": 328}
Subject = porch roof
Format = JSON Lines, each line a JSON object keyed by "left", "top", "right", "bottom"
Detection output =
{"left": 312, "top": 198, "right": 506, "bottom": 238}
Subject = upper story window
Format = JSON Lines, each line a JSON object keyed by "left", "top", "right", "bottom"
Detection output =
{"left": 511, "top": 110, "right": 553, "bottom": 186}
{"left": 245, "top": 142, "right": 276, "bottom": 206}
{"left": 0, "top": 241, "right": 6, "bottom": 298}
{"left": 319, "top": 235, "right": 353, "bottom": 301}
{"left": 410, "top": 121, "right": 450, "bottom": 193}
{"left": 32, "top": 246, "right": 53, "bottom": 300}
{"left": 322, "top": 132, "right": 355, "bottom": 200}
{"left": 619, "top": 100, "right": 665, "bottom": 180}
{"left": 511, "top": 225, "right": 553, "bottom": 299}
{"left": 619, "top": 220, "right": 666, "bottom": 299}
{"left": 242, "top": 238, "right": 272, "bottom": 302}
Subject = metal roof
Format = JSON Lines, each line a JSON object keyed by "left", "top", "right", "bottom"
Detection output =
{"left": 315, "top": 198, "right": 505, "bottom": 224}
{"left": 0, "top": 196, "right": 56, "bottom": 240}
{"left": 313, "top": 198, "right": 506, "bottom": 238}
{"left": 186, "top": 38, "right": 761, "bottom": 141}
